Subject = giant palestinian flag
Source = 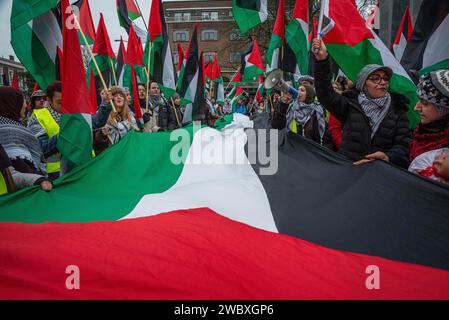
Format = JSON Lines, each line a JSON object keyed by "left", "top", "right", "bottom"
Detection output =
{"left": 401, "top": 0, "right": 449, "bottom": 75}
{"left": 10, "top": 0, "right": 62, "bottom": 90}
{"left": 266, "top": 0, "right": 284, "bottom": 72}
{"left": 232, "top": 0, "right": 268, "bottom": 35}
{"left": 143, "top": 0, "right": 176, "bottom": 97}
{"left": 178, "top": 27, "right": 204, "bottom": 123}
{"left": 242, "top": 39, "right": 264, "bottom": 83}
{"left": 391, "top": 5, "right": 413, "bottom": 63}
{"left": 321, "top": 0, "right": 420, "bottom": 128}
{"left": 285, "top": 0, "right": 309, "bottom": 76}
{"left": 1, "top": 113, "right": 449, "bottom": 299}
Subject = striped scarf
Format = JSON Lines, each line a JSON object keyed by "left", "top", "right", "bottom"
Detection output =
{"left": 0, "top": 116, "right": 43, "bottom": 171}
{"left": 287, "top": 101, "right": 326, "bottom": 140}
{"left": 358, "top": 92, "right": 391, "bottom": 138}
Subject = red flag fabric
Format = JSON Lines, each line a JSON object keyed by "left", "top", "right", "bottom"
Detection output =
{"left": 126, "top": 25, "right": 143, "bottom": 66}
{"left": 273, "top": 0, "right": 285, "bottom": 41}
{"left": 77, "top": 0, "right": 96, "bottom": 42}
{"left": 11, "top": 72, "right": 19, "bottom": 90}
{"left": 247, "top": 38, "right": 264, "bottom": 70}
{"left": 32, "top": 83, "right": 39, "bottom": 93}
{"left": 205, "top": 61, "right": 213, "bottom": 80}
{"left": 61, "top": 0, "right": 92, "bottom": 114}
{"left": 177, "top": 43, "right": 184, "bottom": 72}
{"left": 148, "top": 0, "right": 163, "bottom": 41}
{"left": 230, "top": 70, "right": 241, "bottom": 84}
{"left": 92, "top": 14, "right": 115, "bottom": 59}
{"left": 212, "top": 54, "right": 221, "bottom": 80}
{"left": 130, "top": 65, "right": 143, "bottom": 122}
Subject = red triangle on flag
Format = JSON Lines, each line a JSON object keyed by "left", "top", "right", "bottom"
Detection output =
{"left": 93, "top": 14, "right": 115, "bottom": 59}
{"left": 247, "top": 38, "right": 264, "bottom": 70}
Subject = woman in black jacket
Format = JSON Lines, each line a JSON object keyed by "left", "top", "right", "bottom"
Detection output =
{"left": 311, "top": 39, "right": 411, "bottom": 168}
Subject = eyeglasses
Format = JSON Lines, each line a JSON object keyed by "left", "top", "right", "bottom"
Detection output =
{"left": 368, "top": 75, "right": 390, "bottom": 83}
{"left": 35, "top": 97, "right": 46, "bottom": 101}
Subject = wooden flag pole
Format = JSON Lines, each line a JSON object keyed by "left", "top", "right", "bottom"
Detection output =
{"left": 171, "top": 97, "right": 181, "bottom": 128}
{"left": 73, "top": 13, "right": 116, "bottom": 112}
{"left": 110, "top": 58, "right": 118, "bottom": 85}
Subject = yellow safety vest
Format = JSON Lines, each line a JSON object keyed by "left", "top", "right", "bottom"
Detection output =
{"left": 31, "top": 108, "right": 60, "bottom": 174}
{"left": 0, "top": 173, "right": 7, "bottom": 195}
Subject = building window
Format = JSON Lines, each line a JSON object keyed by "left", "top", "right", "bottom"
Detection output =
{"left": 230, "top": 29, "right": 243, "bottom": 41}
{"left": 229, "top": 11, "right": 233, "bottom": 17}
{"left": 202, "top": 12, "right": 210, "bottom": 20}
{"left": 183, "top": 12, "right": 191, "bottom": 21}
{"left": 204, "top": 52, "right": 215, "bottom": 64}
{"left": 210, "top": 12, "right": 219, "bottom": 21}
{"left": 173, "top": 53, "right": 179, "bottom": 64}
{"left": 202, "top": 29, "right": 218, "bottom": 41}
{"left": 230, "top": 52, "right": 241, "bottom": 63}
{"left": 174, "top": 13, "right": 182, "bottom": 21}
{"left": 174, "top": 30, "right": 189, "bottom": 42}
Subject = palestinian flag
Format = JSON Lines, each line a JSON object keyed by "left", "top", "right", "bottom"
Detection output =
{"left": 266, "top": 0, "right": 284, "bottom": 73}
{"left": 143, "top": 0, "right": 176, "bottom": 97}
{"left": 401, "top": 0, "right": 449, "bottom": 75}
{"left": 116, "top": 37, "right": 131, "bottom": 89}
{"left": 57, "top": 0, "right": 95, "bottom": 171}
{"left": 212, "top": 54, "right": 224, "bottom": 106}
{"left": 229, "top": 69, "right": 242, "bottom": 86}
{"left": 126, "top": 25, "right": 144, "bottom": 126}
{"left": 1, "top": 114, "right": 449, "bottom": 299}
{"left": 92, "top": 14, "right": 117, "bottom": 85}
{"left": 391, "top": 5, "right": 413, "bottom": 62}
{"left": 242, "top": 39, "right": 264, "bottom": 83}
{"left": 10, "top": 0, "right": 62, "bottom": 90}
{"left": 178, "top": 26, "right": 204, "bottom": 123}
{"left": 255, "top": 75, "right": 264, "bottom": 103}
{"left": 232, "top": 0, "right": 268, "bottom": 35}
{"left": 177, "top": 43, "right": 185, "bottom": 77}
{"left": 321, "top": 0, "right": 420, "bottom": 128}
{"left": 229, "top": 86, "right": 244, "bottom": 108}
{"left": 116, "top": 0, "right": 147, "bottom": 42}
{"left": 72, "top": 0, "right": 96, "bottom": 45}
{"left": 285, "top": 0, "right": 309, "bottom": 75}
{"left": 11, "top": 72, "right": 19, "bottom": 90}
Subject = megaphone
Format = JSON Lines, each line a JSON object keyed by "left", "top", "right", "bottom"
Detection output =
{"left": 264, "top": 69, "right": 298, "bottom": 98}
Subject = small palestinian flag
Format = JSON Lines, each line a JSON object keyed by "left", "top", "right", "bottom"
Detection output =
{"left": 242, "top": 39, "right": 264, "bottom": 83}
{"left": 401, "top": 1, "right": 449, "bottom": 75}
{"left": 116, "top": 0, "right": 147, "bottom": 42}
{"left": 232, "top": 0, "right": 268, "bottom": 34}
{"left": 391, "top": 6, "right": 413, "bottom": 62}
{"left": 285, "top": 0, "right": 309, "bottom": 75}
{"left": 266, "top": 0, "right": 284, "bottom": 72}
{"left": 72, "top": 0, "right": 96, "bottom": 44}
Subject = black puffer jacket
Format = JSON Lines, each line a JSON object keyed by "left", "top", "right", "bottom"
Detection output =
{"left": 315, "top": 57, "right": 411, "bottom": 168}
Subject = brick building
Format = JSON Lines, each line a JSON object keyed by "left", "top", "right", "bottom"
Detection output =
{"left": 164, "top": 0, "right": 247, "bottom": 83}
{"left": 0, "top": 55, "right": 33, "bottom": 95}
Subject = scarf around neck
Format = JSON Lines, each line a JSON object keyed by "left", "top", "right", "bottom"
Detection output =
{"left": 287, "top": 101, "right": 326, "bottom": 139}
{"left": 358, "top": 91, "right": 391, "bottom": 137}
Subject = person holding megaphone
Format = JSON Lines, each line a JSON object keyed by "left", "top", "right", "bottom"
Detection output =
{"left": 311, "top": 38, "right": 411, "bottom": 168}
{"left": 269, "top": 69, "right": 330, "bottom": 146}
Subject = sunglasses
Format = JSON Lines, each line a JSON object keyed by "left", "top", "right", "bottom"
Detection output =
{"left": 35, "top": 97, "right": 46, "bottom": 101}
{"left": 368, "top": 75, "right": 390, "bottom": 84}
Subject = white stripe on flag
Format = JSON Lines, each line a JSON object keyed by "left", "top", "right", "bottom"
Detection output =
{"left": 122, "top": 125, "right": 278, "bottom": 233}
{"left": 28, "top": 10, "right": 62, "bottom": 63}
{"left": 422, "top": 13, "right": 449, "bottom": 69}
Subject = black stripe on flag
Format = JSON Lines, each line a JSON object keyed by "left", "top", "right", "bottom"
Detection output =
{"left": 236, "top": 0, "right": 261, "bottom": 11}
{"left": 250, "top": 113, "right": 449, "bottom": 271}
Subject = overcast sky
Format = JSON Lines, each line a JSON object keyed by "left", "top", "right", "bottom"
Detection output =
{"left": 0, "top": 0, "right": 154, "bottom": 59}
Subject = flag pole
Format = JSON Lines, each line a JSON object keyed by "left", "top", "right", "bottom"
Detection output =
{"left": 134, "top": 0, "right": 149, "bottom": 32}
{"left": 145, "top": 40, "right": 152, "bottom": 113}
{"left": 73, "top": 13, "right": 116, "bottom": 112}
{"left": 314, "top": 0, "right": 326, "bottom": 54}
{"left": 170, "top": 97, "right": 181, "bottom": 127}
{"left": 110, "top": 58, "right": 118, "bottom": 85}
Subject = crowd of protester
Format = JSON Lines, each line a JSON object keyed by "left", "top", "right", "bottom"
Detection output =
{"left": 1, "top": 38, "right": 449, "bottom": 195}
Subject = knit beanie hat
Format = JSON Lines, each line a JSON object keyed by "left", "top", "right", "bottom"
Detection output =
{"left": 417, "top": 70, "right": 449, "bottom": 117}
{"left": 356, "top": 64, "right": 393, "bottom": 91}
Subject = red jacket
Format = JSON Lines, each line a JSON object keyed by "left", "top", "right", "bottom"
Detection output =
{"left": 328, "top": 114, "right": 343, "bottom": 149}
